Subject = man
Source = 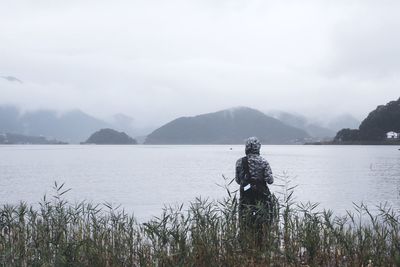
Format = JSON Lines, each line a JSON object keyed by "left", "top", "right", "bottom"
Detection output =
{"left": 235, "top": 137, "right": 274, "bottom": 227}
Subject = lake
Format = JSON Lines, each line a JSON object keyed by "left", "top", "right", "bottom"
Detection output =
{"left": 0, "top": 145, "right": 399, "bottom": 221}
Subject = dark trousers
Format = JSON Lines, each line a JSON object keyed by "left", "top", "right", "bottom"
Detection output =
{"left": 239, "top": 188, "right": 271, "bottom": 222}
{"left": 239, "top": 188, "right": 273, "bottom": 246}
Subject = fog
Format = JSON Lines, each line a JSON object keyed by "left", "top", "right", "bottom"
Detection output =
{"left": 1, "top": 0, "right": 400, "bottom": 127}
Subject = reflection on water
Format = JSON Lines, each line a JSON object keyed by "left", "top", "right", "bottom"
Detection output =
{"left": 0, "top": 145, "right": 399, "bottom": 220}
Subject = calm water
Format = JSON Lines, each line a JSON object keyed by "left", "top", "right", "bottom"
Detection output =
{"left": 0, "top": 145, "right": 399, "bottom": 220}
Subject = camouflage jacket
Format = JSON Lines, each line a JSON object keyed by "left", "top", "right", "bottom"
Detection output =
{"left": 235, "top": 153, "right": 274, "bottom": 186}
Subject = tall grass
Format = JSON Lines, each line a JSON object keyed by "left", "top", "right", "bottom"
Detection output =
{"left": 0, "top": 178, "right": 399, "bottom": 266}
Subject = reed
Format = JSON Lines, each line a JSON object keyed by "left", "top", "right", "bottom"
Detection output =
{"left": 0, "top": 178, "right": 399, "bottom": 266}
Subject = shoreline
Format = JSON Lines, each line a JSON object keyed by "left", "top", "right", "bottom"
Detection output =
{"left": 305, "top": 141, "right": 400, "bottom": 146}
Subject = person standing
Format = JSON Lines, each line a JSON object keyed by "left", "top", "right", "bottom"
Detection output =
{"left": 235, "top": 137, "right": 274, "bottom": 229}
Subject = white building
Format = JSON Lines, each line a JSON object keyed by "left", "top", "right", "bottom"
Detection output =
{"left": 386, "top": 131, "right": 399, "bottom": 139}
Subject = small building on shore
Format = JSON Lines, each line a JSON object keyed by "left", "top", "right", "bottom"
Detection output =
{"left": 386, "top": 131, "right": 399, "bottom": 139}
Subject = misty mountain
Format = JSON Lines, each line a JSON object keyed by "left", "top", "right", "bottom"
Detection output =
{"left": 0, "top": 106, "right": 23, "bottom": 133}
{"left": 145, "top": 107, "right": 310, "bottom": 144}
{"left": 19, "top": 110, "right": 112, "bottom": 143}
{"left": 0, "top": 106, "right": 112, "bottom": 143}
{"left": 268, "top": 111, "right": 335, "bottom": 139}
{"left": 334, "top": 97, "right": 400, "bottom": 142}
{"left": 83, "top": 128, "right": 137, "bottom": 144}
{"left": 0, "top": 106, "right": 152, "bottom": 143}
{"left": 134, "top": 135, "right": 148, "bottom": 144}
{"left": 327, "top": 114, "right": 360, "bottom": 132}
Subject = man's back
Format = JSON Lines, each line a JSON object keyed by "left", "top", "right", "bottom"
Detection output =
{"left": 235, "top": 154, "right": 274, "bottom": 186}
{"left": 235, "top": 137, "right": 275, "bottom": 232}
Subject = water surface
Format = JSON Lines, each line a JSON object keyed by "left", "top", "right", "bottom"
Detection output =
{"left": 0, "top": 145, "right": 399, "bottom": 220}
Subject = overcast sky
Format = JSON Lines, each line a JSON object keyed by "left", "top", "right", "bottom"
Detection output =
{"left": 1, "top": 0, "right": 400, "bottom": 127}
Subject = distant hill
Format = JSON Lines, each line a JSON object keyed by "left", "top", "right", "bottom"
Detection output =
{"left": 83, "top": 128, "right": 137, "bottom": 144}
{"left": 0, "top": 132, "right": 66, "bottom": 144}
{"left": 0, "top": 106, "right": 116, "bottom": 143}
{"left": 334, "top": 97, "right": 400, "bottom": 142}
{"left": 19, "top": 109, "right": 111, "bottom": 143}
{"left": 268, "top": 111, "right": 335, "bottom": 139}
{"left": 145, "top": 107, "right": 310, "bottom": 144}
{"left": 0, "top": 106, "right": 150, "bottom": 143}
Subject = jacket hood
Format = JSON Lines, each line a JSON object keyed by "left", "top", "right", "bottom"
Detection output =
{"left": 245, "top": 137, "right": 261, "bottom": 155}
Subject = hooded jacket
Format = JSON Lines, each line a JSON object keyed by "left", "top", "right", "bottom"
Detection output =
{"left": 235, "top": 137, "right": 274, "bottom": 186}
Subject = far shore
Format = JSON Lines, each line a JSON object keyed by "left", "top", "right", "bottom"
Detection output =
{"left": 305, "top": 140, "right": 400, "bottom": 145}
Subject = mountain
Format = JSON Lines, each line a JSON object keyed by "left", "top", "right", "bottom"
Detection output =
{"left": 19, "top": 109, "right": 112, "bottom": 143}
{"left": 83, "top": 128, "right": 137, "bottom": 144}
{"left": 268, "top": 111, "right": 335, "bottom": 139}
{"left": 0, "top": 105, "right": 154, "bottom": 143}
{"left": 334, "top": 97, "right": 400, "bottom": 142}
{"left": 0, "top": 106, "right": 115, "bottom": 143}
{"left": 145, "top": 107, "right": 310, "bottom": 144}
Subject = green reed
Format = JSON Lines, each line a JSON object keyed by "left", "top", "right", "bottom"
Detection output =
{"left": 0, "top": 178, "right": 399, "bottom": 266}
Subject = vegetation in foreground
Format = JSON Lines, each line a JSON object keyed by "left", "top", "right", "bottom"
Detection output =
{"left": 0, "top": 178, "right": 399, "bottom": 266}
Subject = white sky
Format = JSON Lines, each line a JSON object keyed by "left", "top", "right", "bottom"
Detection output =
{"left": 1, "top": 0, "right": 400, "bottom": 127}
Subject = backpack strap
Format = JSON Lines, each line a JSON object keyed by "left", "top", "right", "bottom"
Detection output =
{"left": 240, "top": 156, "right": 251, "bottom": 198}
{"left": 242, "top": 156, "right": 250, "bottom": 181}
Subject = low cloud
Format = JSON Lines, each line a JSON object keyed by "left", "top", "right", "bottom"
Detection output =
{"left": 1, "top": 0, "right": 399, "bottom": 126}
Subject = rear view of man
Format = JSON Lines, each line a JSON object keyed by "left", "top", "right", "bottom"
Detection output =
{"left": 235, "top": 137, "right": 274, "bottom": 228}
